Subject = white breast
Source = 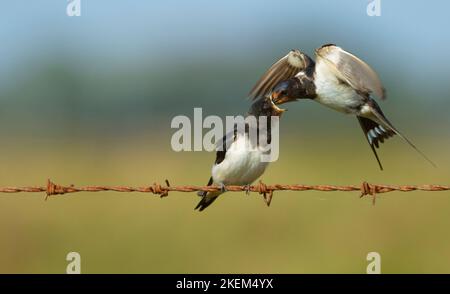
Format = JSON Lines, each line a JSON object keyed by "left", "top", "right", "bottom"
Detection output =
{"left": 314, "top": 59, "right": 363, "bottom": 114}
{"left": 211, "top": 134, "right": 269, "bottom": 186}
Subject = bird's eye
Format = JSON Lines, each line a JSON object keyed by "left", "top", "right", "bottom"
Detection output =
{"left": 280, "top": 90, "right": 288, "bottom": 96}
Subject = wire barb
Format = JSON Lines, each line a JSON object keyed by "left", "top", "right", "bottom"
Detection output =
{"left": 151, "top": 182, "right": 169, "bottom": 198}
{"left": 256, "top": 180, "right": 273, "bottom": 206}
{"left": 360, "top": 181, "right": 378, "bottom": 205}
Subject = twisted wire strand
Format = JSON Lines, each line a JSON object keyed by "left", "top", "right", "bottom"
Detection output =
{"left": 0, "top": 179, "right": 449, "bottom": 206}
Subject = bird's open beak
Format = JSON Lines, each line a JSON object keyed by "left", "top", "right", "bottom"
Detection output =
{"left": 269, "top": 94, "right": 286, "bottom": 115}
{"left": 271, "top": 91, "right": 292, "bottom": 105}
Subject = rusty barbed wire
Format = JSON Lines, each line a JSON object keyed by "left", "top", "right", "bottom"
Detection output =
{"left": 0, "top": 179, "right": 449, "bottom": 206}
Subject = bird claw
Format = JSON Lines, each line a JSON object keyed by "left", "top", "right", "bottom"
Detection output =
{"left": 244, "top": 184, "right": 251, "bottom": 195}
{"left": 219, "top": 183, "right": 227, "bottom": 193}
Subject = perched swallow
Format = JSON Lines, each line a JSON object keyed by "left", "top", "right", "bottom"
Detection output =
{"left": 195, "top": 96, "right": 284, "bottom": 211}
{"left": 250, "top": 44, "right": 434, "bottom": 170}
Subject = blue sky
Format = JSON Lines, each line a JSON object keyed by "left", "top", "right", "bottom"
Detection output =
{"left": 0, "top": 1, "right": 449, "bottom": 97}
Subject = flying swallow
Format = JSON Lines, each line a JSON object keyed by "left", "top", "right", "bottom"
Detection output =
{"left": 250, "top": 44, "right": 434, "bottom": 170}
{"left": 195, "top": 96, "right": 285, "bottom": 211}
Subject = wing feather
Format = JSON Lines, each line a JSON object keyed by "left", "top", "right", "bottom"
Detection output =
{"left": 249, "top": 49, "right": 309, "bottom": 100}
{"left": 316, "top": 44, "right": 386, "bottom": 99}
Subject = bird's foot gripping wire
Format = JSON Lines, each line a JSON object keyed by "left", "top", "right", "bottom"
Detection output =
{"left": 219, "top": 183, "right": 228, "bottom": 193}
{"left": 244, "top": 184, "right": 251, "bottom": 196}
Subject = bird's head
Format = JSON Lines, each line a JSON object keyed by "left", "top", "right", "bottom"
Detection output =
{"left": 270, "top": 77, "right": 310, "bottom": 106}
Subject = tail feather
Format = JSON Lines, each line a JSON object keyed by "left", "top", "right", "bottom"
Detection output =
{"left": 195, "top": 177, "right": 222, "bottom": 211}
{"left": 197, "top": 177, "right": 213, "bottom": 198}
{"left": 368, "top": 100, "right": 436, "bottom": 167}
{"left": 195, "top": 191, "right": 222, "bottom": 211}
{"left": 357, "top": 116, "right": 395, "bottom": 170}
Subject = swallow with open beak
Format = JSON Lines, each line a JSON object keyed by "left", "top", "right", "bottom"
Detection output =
{"left": 195, "top": 96, "right": 284, "bottom": 211}
{"left": 250, "top": 44, "right": 434, "bottom": 170}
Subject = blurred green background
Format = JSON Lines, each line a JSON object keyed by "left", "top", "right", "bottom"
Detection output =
{"left": 0, "top": 0, "right": 449, "bottom": 273}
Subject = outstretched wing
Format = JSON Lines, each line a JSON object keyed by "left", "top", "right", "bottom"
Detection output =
{"left": 249, "top": 49, "right": 310, "bottom": 100}
{"left": 316, "top": 44, "right": 386, "bottom": 100}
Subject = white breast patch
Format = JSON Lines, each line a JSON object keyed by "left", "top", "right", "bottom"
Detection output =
{"left": 211, "top": 134, "right": 269, "bottom": 186}
{"left": 314, "top": 59, "right": 363, "bottom": 114}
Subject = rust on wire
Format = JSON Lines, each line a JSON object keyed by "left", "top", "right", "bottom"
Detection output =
{"left": 360, "top": 181, "right": 378, "bottom": 205}
{"left": 0, "top": 179, "right": 448, "bottom": 205}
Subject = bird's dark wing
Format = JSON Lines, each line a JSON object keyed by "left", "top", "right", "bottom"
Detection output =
{"left": 195, "top": 147, "right": 227, "bottom": 210}
{"left": 196, "top": 131, "right": 236, "bottom": 199}
{"left": 357, "top": 116, "right": 395, "bottom": 170}
{"left": 316, "top": 44, "right": 386, "bottom": 100}
{"left": 214, "top": 129, "right": 238, "bottom": 164}
{"left": 249, "top": 49, "right": 309, "bottom": 100}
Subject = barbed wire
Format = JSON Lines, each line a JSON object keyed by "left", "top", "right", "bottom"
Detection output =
{"left": 0, "top": 179, "right": 449, "bottom": 206}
